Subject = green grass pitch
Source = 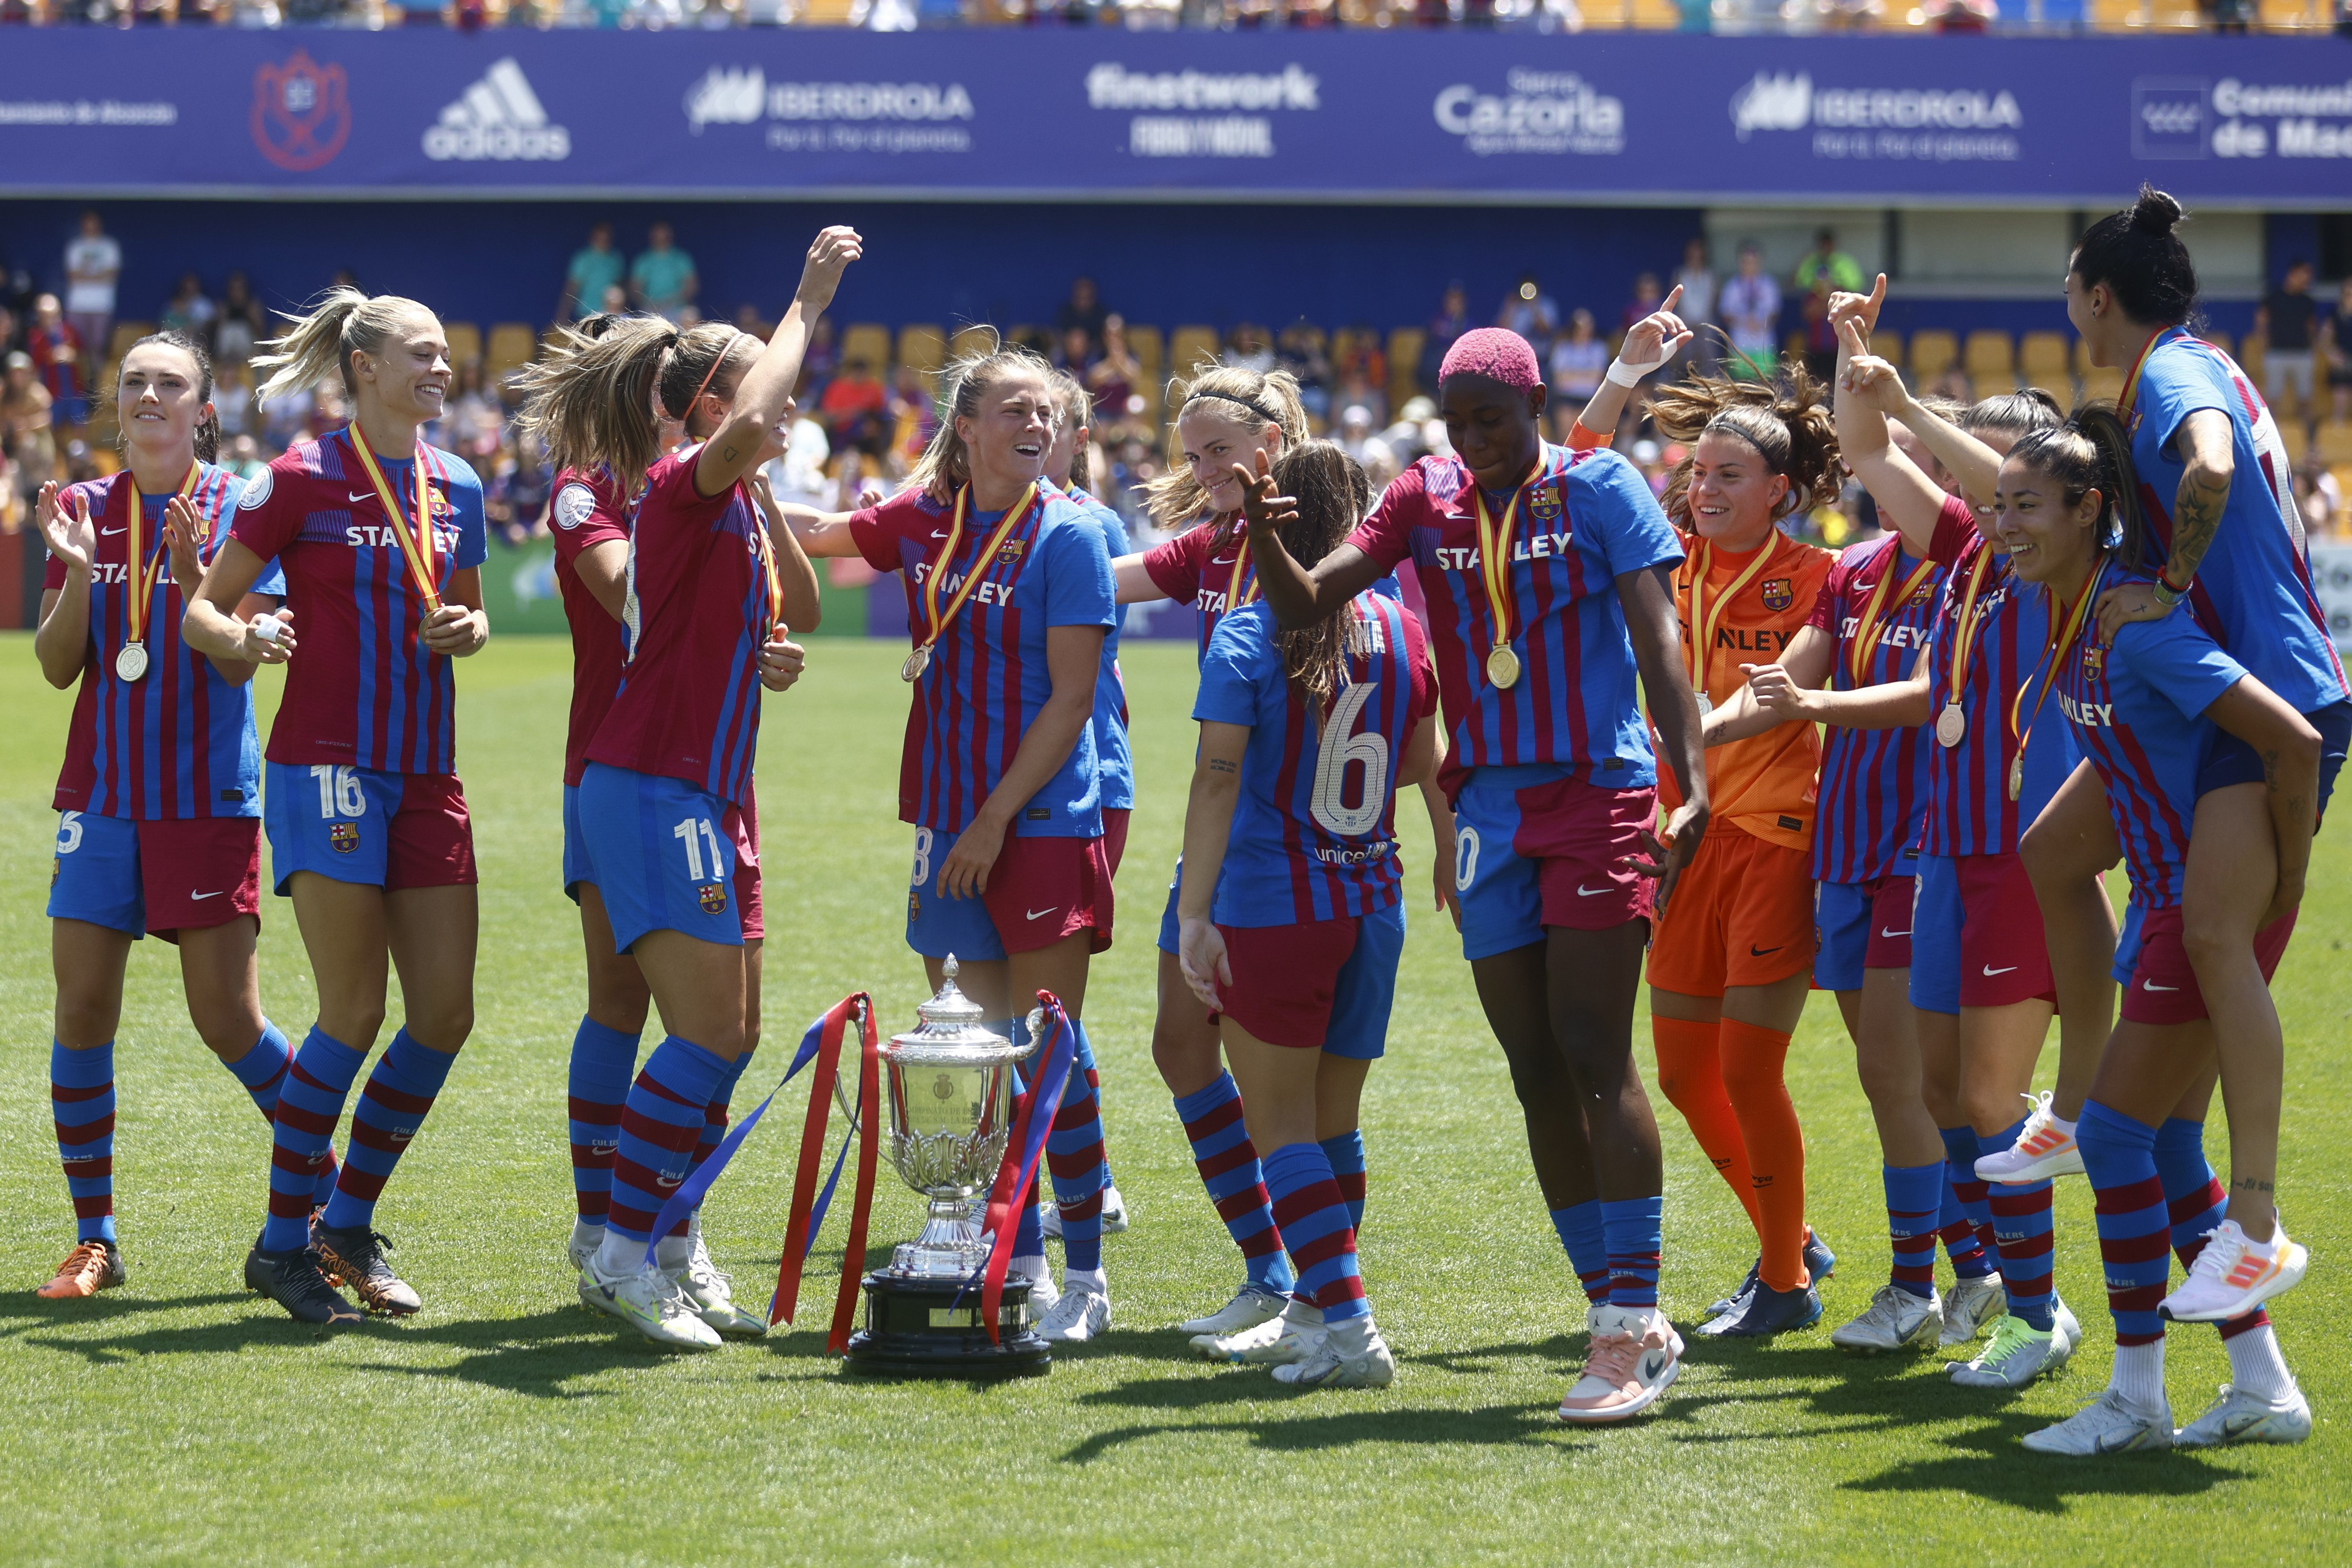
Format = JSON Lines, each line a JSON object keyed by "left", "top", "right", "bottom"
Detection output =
{"left": 0, "top": 634, "right": 2345, "bottom": 1567}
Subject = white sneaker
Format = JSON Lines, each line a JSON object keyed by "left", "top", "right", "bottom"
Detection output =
{"left": 2053, "top": 1295, "right": 2083, "bottom": 1357}
{"left": 1198, "top": 1299, "right": 1323, "bottom": 1364}
{"left": 1100, "top": 1183, "right": 1129, "bottom": 1234}
{"left": 2174, "top": 1381, "right": 2313, "bottom": 1448}
{"left": 1178, "top": 1282, "right": 1288, "bottom": 1337}
{"left": 2022, "top": 1387, "right": 2173, "bottom": 1455}
{"left": 580, "top": 1255, "right": 723, "bottom": 1351}
{"left": 1975, "top": 1091, "right": 2085, "bottom": 1183}
{"left": 2160, "top": 1218, "right": 2309, "bottom": 1322}
{"left": 1036, "top": 1282, "right": 1111, "bottom": 1343}
{"left": 668, "top": 1220, "right": 767, "bottom": 1338}
{"left": 568, "top": 1220, "right": 605, "bottom": 1273}
{"left": 1272, "top": 1318, "right": 1395, "bottom": 1388}
{"left": 1557, "top": 1305, "right": 1682, "bottom": 1424}
{"left": 1017, "top": 1265, "right": 1060, "bottom": 1319}
{"left": 1940, "top": 1272, "right": 2005, "bottom": 1346}
{"left": 1830, "top": 1284, "right": 1943, "bottom": 1354}
{"left": 1948, "top": 1313, "right": 2069, "bottom": 1388}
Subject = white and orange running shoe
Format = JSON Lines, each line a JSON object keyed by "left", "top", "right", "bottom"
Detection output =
{"left": 36, "top": 1239, "right": 123, "bottom": 1299}
{"left": 2161, "top": 1218, "right": 2308, "bottom": 1323}
{"left": 1975, "top": 1091, "right": 2084, "bottom": 1184}
{"left": 1557, "top": 1305, "right": 1683, "bottom": 1424}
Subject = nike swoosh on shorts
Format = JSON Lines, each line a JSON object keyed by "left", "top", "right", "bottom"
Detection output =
{"left": 2143, "top": 981, "right": 2179, "bottom": 991}
{"left": 1983, "top": 965, "right": 2018, "bottom": 976}
{"left": 190, "top": 890, "right": 224, "bottom": 901}
{"left": 1575, "top": 884, "right": 1614, "bottom": 896}
{"left": 1750, "top": 944, "right": 1783, "bottom": 956}
{"left": 1880, "top": 927, "right": 1910, "bottom": 938}
{"left": 1026, "top": 906, "right": 1060, "bottom": 921}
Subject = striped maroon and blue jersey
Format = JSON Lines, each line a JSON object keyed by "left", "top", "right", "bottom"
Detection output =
{"left": 2127, "top": 327, "right": 2348, "bottom": 717}
{"left": 549, "top": 466, "right": 633, "bottom": 789}
{"left": 1194, "top": 592, "right": 1436, "bottom": 926}
{"left": 228, "top": 430, "right": 487, "bottom": 775}
{"left": 1918, "top": 504, "right": 2079, "bottom": 857}
{"left": 1349, "top": 443, "right": 1683, "bottom": 790}
{"left": 48, "top": 463, "right": 281, "bottom": 819}
{"left": 1141, "top": 511, "right": 1256, "bottom": 662}
{"left": 587, "top": 451, "right": 771, "bottom": 808}
{"left": 852, "top": 483, "right": 1117, "bottom": 838}
{"left": 1805, "top": 532, "right": 1945, "bottom": 883}
{"left": 1069, "top": 486, "right": 1135, "bottom": 814}
{"left": 2056, "top": 574, "right": 2250, "bottom": 908}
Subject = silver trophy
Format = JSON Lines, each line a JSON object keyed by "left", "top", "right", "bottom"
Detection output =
{"left": 843, "top": 958, "right": 1051, "bottom": 1377}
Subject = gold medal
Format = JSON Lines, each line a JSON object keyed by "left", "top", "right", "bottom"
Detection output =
{"left": 1486, "top": 644, "right": 1521, "bottom": 690}
{"left": 1695, "top": 691, "right": 1714, "bottom": 718}
{"left": 900, "top": 645, "right": 931, "bottom": 684}
{"left": 2007, "top": 757, "right": 2024, "bottom": 802}
{"left": 1935, "top": 701, "right": 1966, "bottom": 748}
{"left": 904, "top": 484, "right": 1035, "bottom": 686}
{"left": 115, "top": 642, "right": 150, "bottom": 683}
{"left": 1473, "top": 474, "right": 1538, "bottom": 693}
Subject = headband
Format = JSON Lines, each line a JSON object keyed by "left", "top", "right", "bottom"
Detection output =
{"left": 686, "top": 330, "right": 749, "bottom": 416}
{"left": 1186, "top": 387, "right": 1277, "bottom": 425}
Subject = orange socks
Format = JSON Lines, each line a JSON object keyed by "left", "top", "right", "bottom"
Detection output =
{"left": 1720, "top": 1018, "right": 1808, "bottom": 1292}
{"left": 1650, "top": 1016, "right": 1763, "bottom": 1236}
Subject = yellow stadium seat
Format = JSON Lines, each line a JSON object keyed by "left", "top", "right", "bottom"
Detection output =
{"left": 2019, "top": 332, "right": 2071, "bottom": 385}
{"left": 798, "top": 0, "right": 865, "bottom": 21}
{"left": 948, "top": 325, "right": 998, "bottom": 362}
{"left": 2257, "top": 0, "right": 2319, "bottom": 26}
{"left": 1169, "top": 326, "right": 1221, "bottom": 380}
{"left": 107, "top": 321, "right": 154, "bottom": 360}
{"left": 1123, "top": 324, "right": 1165, "bottom": 425}
{"left": 443, "top": 321, "right": 483, "bottom": 369}
{"left": 1963, "top": 330, "right": 2015, "bottom": 388}
{"left": 1387, "top": 327, "right": 1426, "bottom": 405}
{"left": 1869, "top": 329, "right": 1903, "bottom": 373}
{"left": 2089, "top": 0, "right": 2140, "bottom": 29}
{"left": 1580, "top": 0, "right": 1627, "bottom": 27}
{"left": 896, "top": 325, "right": 945, "bottom": 391}
{"left": 486, "top": 323, "right": 538, "bottom": 378}
{"left": 1908, "top": 330, "right": 1958, "bottom": 382}
{"left": 2280, "top": 422, "right": 2307, "bottom": 465}
{"left": 2316, "top": 423, "right": 2352, "bottom": 464}
{"left": 1630, "top": 0, "right": 1680, "bottom": 23}
{"left": 839, "top": 323, "right": 892, "bottom": 376}
{"left": 2079, "top": 366, "right": 2126, "bottom": 407}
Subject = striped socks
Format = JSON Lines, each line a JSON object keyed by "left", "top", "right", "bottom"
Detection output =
{"left": 1173, "top": 1072, "right": 1293, "bottom": 1293}
{"left": 1938, "top": 1124, "right": 2000, "bottom": 1273}
{"left": 1046, "top": 1021, "right": 1110, "bottom": 1279}
{"left": 51, "top": 1041, "right": 117, "bottom": 1245}
{"left": 2077, "top": 1101, "right": 2169, "bottom": 1351}
{"left": 1982, "top": 1116, "right": 2057, "bottom": 1331}
{"left": 598, "top": 1035, "right": 731, "bottom": 1271}
{"left": 1263, "top": 1141, "right": 1368, "bottom": 1324}
{"left": 1883, "top": 1162, "right": 1944, "bottom": 1299}
{"left": 1602, "top": 1195, "right": 1664, "bottom": 1311}
{"left": 262, "top": 1028, "right": 367, "bottom": 1253}
{"left": 566, "top": 1017, "right": 640, "bottom": 1223}
{"left": 2154, "top": 1117, "right": 2290, "bottom": 1400}
{"left": 321, "top": 1029, "right": 455, "bottom": 1233}
{"left": 1550, "top": 1200, "right": 1612, "bottom": 1307}
{"left": 1321, "top": 1130, "right": 1367, "bottom": 1232}
{"left": 225, "top": 1022, "right": 340, "bottom": 1205}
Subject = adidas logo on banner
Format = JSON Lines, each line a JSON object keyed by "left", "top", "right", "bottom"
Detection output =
{"left": 424, "top": 58, "right": 570, "bottom": 162}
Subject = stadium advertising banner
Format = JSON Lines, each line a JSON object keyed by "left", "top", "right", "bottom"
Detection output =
{"left": 2, "top": 32, "right": 2349, "bottom": 207}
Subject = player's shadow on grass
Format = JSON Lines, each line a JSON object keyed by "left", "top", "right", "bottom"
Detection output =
{"left": 1841, "top": 1410, "right": 2256, "bottom": 1514}
{"left": 0, "top": 1291, "right": 253, "bottom": 1339}
{"left": 1061, "top": 1402, "right": 1566, "bottom": 1464}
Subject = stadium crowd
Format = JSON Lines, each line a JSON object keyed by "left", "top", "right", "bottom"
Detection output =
{"left": 5, "top": 211, "right": 2348, "bottom": 556}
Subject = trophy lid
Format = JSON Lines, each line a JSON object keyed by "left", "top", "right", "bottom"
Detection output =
{"left": 887, "top": 957, "right": 1035, "bottom": 1064}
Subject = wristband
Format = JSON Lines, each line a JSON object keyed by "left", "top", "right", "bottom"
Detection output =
{"left": 1606, "top": 356, "right": 1658, "bottom": 388}
{"left": 2151, "top": 579, "right": 2183, "bottom": 608}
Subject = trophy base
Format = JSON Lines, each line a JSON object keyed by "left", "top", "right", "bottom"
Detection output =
{"left": 842, "top": 1272, "right": 1051, "bottom": 1381}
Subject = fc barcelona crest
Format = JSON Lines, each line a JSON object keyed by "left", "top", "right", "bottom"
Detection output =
{"left": 1530, "top": 486, "right": 1563, "bottom": 522}
{"left": 329, "top": 821, "right": 360, "bottom": 854}
{"left": 908, "top": 889, "right": 922, "bottom": 922}
{"left": 2082, "top": 643, "right": 2107, "bottom": 681}
{"left": 1760, "top": 577, "right": 1794, "bottom": 612}
{"left": 699, "top": 883, "right": 728, "bottom": 914}
{"left": 251, "top": 50, "right": 352, "bottom": 173}
{"left": 996, "top": 537, "right": 1028, "bottom": 566}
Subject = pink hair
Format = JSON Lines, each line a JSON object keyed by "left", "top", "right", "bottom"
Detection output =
{"left": 1438, "top": 327, "right": 1542, "bottom": 391}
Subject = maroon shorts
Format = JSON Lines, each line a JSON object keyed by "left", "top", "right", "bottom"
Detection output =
{"left": 2121, "top": 904, "right": 2298, "bottom": 1026}
{"left": 1101, "top": 807, "right": 1130, "bottom": 878}
{"left": 1956, "top": 852, "right": 2055, "bottom": 1009}
{"left": 980, "top": 832, "right": 1116, "bottom": 955}
{"left": 385, "top": 774, "right": 477, "bottom": 890}
{"left": 1453, "top": 769, "right": 1658, "bottom": 960}
{"left": 1218, "top": 916, "right": 1359, "bottom": 1049}
{"left": 1865, "top": 875, "right": 1914, "bottom": 970}
{"left": 731, "top": 792, "right": 763, "bottom": 943}
{"left": 137, "top": 817, "right": 264, "bottom": 940}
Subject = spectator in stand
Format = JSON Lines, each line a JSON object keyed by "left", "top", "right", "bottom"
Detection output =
{"left": 212, "top": 357, "right": 256, "bottom": 442}
{"left": 487, "top": 432, "right": 555, "bottom": 545}
{"left": 1800, "top": 272, "right": 1838, "bottom": 382}
{"left": 1, "top": 350, "right": 54, "bottom": 494}
{"left": 25, "top": 294, "right": 85, "bottom": 429}
{"left": 799, "top": 316, "right": 840, "bottom": 403}
{"left": 818, "top": 356, "right": 888, "bottom": 456}
{"left": 2323, "top": 278, "right": 2352, "bottom": 425}
{"left": 0, "top": 303, "right": 17, "bottom": 359}
{"left": 1420, "top": 282, "right": 1472, "bottom": 394}
{"left": 2294, "top": 452, "right": 2342, "bottom": 539}
{"left": 627, "top": 221, "right": 697, "bottom": 322}
{"left": 1547, "top": 308, "right": 1610, "bottom": 429}
{"left": 887, "top": 362, "right": 936, "bottom": 471}
{"left": 733, "top": 300, "right": 777, "bottom": 342}
{"left": 1057, "top": 275, "right": 1108, "bottom": 344}
{"left": 1620, "top": 272, "right": 1665, "bottom": 337}
{"left": 1793, "top": 227, "right": 1863, "bottom": 296}
{"left": 446, "top": 359, "right": 505, "bottom": 460}
{"left": 762, "top": 404, "right": 834, "bottom": 511}
{"left": 1227, "top": 322, "right": 1275, "bottom": 376}
{"left": 1054, "top": 325, "right": 1095, "bottom": 375}
{"left": 1333, "top": 323, "right": 1387, "bottom": 401}
{"left": 1496, "top": 271, "right": 1559, "bottom": 353}
{"left": 1277, "top": 319, "right": 1332, "bottom": 423}
{"left": 1381, "top": 394, "right": 1439, "bottom": 464}
{"left": 1920, "top": 0, "right": 1995, "bottom": 27}
{"left": 159, "top": 272, "right": 218, "bottom": 349}
{"left": 1718, "top": 241, "right": 1780, "bottom": 381}
{"left": 214, "top": 272, "right": 268, "bottom": 366}
{"left": 1088, "top": 314, "right": 1141, "bottom": 432}
{"left": 560, "top": 221, "right": 628, "bottom": 322}
{"left": 2256, "top": 257, "right": 2320, "bottom": 431}
{"left": 1336, "top": 403, "right": 1390, "bottom": 474}
{"left": 222, "top": 433, "right": 267, "bottom": 484}
{"left": 1670, "top": 237, "right": 1717, "bottom": 375}
{"left": 61, "top": 211, "right": 119, "bottom": 370}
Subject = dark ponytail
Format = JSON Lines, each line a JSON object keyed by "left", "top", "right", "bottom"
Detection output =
{"left": 2072, "top": 185, "right": 2199, "bottom": 329}
{"left": 1268, "top": 440, "right": 1374, "bottom": 718}
{"left": 2005, "top": 402, "right": 2151, "bottom": 572}
{"left": 114, "top": 328, "right": 220, "bottom": 465}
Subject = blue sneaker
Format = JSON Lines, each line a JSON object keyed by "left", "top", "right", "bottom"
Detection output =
{"left": 1804, "top": 1228, "right": 1837, "bottom": 1283}
{"left": 1716, "top": 1279, "right": 1824, "bottom": 1337}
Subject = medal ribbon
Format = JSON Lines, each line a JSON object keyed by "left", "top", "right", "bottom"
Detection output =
{"left": 1942, "top": 547, "right": 1996, "bottom": 716}
{"left": 2114, "top": 326, "right": 2184, "bottom": 427}
{"left": 2011, "top": 556, "right": 2108, "bottom": 772}
{"left": 1686, "top": 529, "right": 1784, "bottom": 694}
{"left": 121, "top": 465, "right": 200, "bottom": 653}
{"left": 1473, "top": 476, "right": 1536, "bottom": 663}
{"left": 1222, "top": 517, "right": 1257, "bottom": 614}
{"left": 1847, "top": 544, "right": 1939, "bottom": 689}
{"left": 347, "top": 424, "right": 443, "bottom": 612}
{"left": 914, "top": 483, "right": 1037, "bottom": 657}
{"left": 750, "top": 498, "right": 785, "bottom": 645}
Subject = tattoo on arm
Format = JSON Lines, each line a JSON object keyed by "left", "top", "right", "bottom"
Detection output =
{"left": 2232, "top": 1178, "right": 2275, "bottom": 1195}
{"left": 1207, "top": 758, "right": 1237, "bottom": 775}
{"left": 2169, "top": 466, "right": 2229, "bottom": 583}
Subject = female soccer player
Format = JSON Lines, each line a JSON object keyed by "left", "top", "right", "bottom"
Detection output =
{"left": 1989, "top": 414, "right": 2318, "bottom": 1454}
{"left": 184, "top": 290, "right": 490, "bottom": 1326}
{"left": 29, "top": 329, "right": 314, "bottom": 1300}
{"left": 1249, "top": 328, "right": 1708, "bottom": 1425}
{"left": 1176, "top": 441, "right": 1438, "bottom": 1389}
{"left": 537, "top": 328, "right": 819, "bottom": 1338}
{"left": 2013, "top": 190, "right": 2350, "bottom": 1307}
{"left": 800, "top": 339, "right": 1120, "bottom": 1345}
{"left": 1785, "top": 331, "right": 2084, "bottom": 1389}
{"left": 513, "top": 229, "right": 856, "bottom": 1349}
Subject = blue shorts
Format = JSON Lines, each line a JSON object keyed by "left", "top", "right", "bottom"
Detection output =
{"left": 562, "top": 781, "right": 591, "bottom": 898}
{"left": 1324, "top": 901, "right": 1407, "bottom": 1061}
{"left": 1909, "top": 855, "right": 1962, "bottom": 1017}
{"left": 1815, "top": 879, "right": 1873, "bottom": 994}
{"left": 908, "top": 825, "right": 1009, "bottom": 964}
{"left": 262, "top": 761, "right": 474, "bottom": 895}
{"left": 1157, "top": 859, "right": 1183, "bottom": 956}
{"left": 575, "top": 762, "right": 743, "bottom": 954}
{"left": 1451, "top": 766, "right": 1656, "bottom": 962}
{"left": 905, "top": 825, "right": 1113, "bottom": 961}
{"left": 2198, "top": 698, "right": 2352, "bottom": 821}
{"left": 48, "top": 810, "right": 265, "bottom": 940}
{"left": 2111, "top": 896, "right": 2148, "bottom": 987}
{"left": 1218, "top": 901, "right": 1405, "bottom": 1058}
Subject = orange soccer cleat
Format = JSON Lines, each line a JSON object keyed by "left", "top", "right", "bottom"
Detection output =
{"left": 36, "top": 1239, "right": 125, "bottom": 1299}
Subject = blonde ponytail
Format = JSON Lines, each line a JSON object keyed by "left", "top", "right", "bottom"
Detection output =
{"left": 253, "top": 288, "right": 438, "bottom": 406}
{"left": 1142, "top": 361, "right": 1309, "bottom": 530}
